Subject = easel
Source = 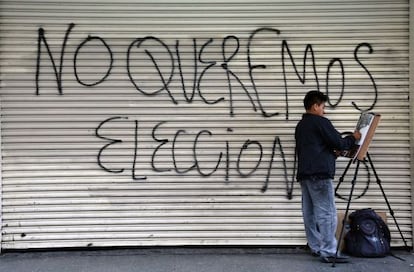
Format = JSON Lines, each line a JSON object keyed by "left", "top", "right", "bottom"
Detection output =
{"left": 332, "top": 152, "right": 409, "bottom": 267}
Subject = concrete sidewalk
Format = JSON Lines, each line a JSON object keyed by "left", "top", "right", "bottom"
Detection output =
{"left": 0, "top": 247, "right": 413, "bottom": 272}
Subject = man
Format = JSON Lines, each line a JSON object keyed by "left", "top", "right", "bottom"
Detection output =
{"left": 295, "top": 90, "right": 361, "bottom": 263}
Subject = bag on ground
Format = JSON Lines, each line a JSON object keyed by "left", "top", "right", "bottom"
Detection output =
{"left": 345, "top": 208, "right": 391, "bottom": 257}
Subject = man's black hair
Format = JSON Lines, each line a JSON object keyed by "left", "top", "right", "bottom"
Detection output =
{"left": 303, "top": 90, "right": 328, "bottom": 110}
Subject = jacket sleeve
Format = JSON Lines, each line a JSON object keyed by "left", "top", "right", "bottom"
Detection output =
{"left": 319, "top": 118, "right": 356, "bottom": 151}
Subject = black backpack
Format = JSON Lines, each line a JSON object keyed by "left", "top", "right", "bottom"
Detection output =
{"left": 345, "top": 208, "right": 391, "bottom": 257}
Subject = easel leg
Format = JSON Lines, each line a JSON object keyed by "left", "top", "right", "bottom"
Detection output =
{"left": 335, "top": 158, "right": 354, "bottom": 200}
{"left": 366, "top": 152, "right": 409, "bottom": 249}
{"left": 333, "top": 160, "right": 360, "bottom": 267}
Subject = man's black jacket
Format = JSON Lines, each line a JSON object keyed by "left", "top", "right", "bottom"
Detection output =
{"left": 295, "top": 113, "right": 356, "bottom": 181}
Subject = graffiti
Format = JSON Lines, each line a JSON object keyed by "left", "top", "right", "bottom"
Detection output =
{"left": 35, "top": 23, "right": 379, "bottom": 198}
{"left": 74, "top": 35, "right": 113, "bottom": 87}
{"left": 95, "top": 117, "right": 289, "bottom": 194}
{"left": 36, "top": 23, "right": 75, "bottom": 95}
{"left": 335, "top": 160, "right": 371, "bottom": 201}
{"left": 35, "top": 23, "right": 378, "bottom": 118}
{"left": 352, "top": 43, "right": 378, "bottom": 112}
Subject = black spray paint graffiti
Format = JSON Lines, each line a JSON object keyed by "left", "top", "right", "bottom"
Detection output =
{"left": 36, "top": 23, "right": 378, "bottom": 117}
{"left": 335, "top": 160, "right": 372, "bottom": 201}
{"left": 95, "top": 116, "right": 289, "bottom": 194}
{"left": 35, "top": 23, "right": 379, "bottom": 199}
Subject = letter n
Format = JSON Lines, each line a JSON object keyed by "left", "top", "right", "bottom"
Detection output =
{"left": 35, "top": 23, "right": 75, "bottom": 95}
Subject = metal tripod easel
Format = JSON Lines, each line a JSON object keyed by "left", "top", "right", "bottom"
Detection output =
{"left": 332, "top": 152, "right": 409, "bottom": 267}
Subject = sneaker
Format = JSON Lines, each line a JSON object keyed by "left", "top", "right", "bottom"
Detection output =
{"left": 311, "top": 251, "right": 321, "bottom": 257}
{"left": 305, "top": 243, "right": 320, "bottom": 257}
{"left": 320, "top": 254, "right": 350, "bottom": 263}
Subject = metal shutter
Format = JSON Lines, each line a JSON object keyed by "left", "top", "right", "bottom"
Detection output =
{"left": 0, "top": 0, "right": 411, "bottom": 250}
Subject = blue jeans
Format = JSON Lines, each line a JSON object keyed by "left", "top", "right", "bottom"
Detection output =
{"left": 300, "top": 178, "right": 338, "bottom": 257}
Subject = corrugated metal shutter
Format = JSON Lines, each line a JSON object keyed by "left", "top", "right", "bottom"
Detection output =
{"left": 0, "top": 0, "right": 411, "bottom": 250}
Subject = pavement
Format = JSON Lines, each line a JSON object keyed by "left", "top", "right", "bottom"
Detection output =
{"left": 0, "top": 247, "right": 413, "bottom": 272}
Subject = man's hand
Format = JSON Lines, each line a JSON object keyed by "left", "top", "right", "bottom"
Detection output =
{"left": 353, "top": 130, "right": 362, "bottom": 141}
